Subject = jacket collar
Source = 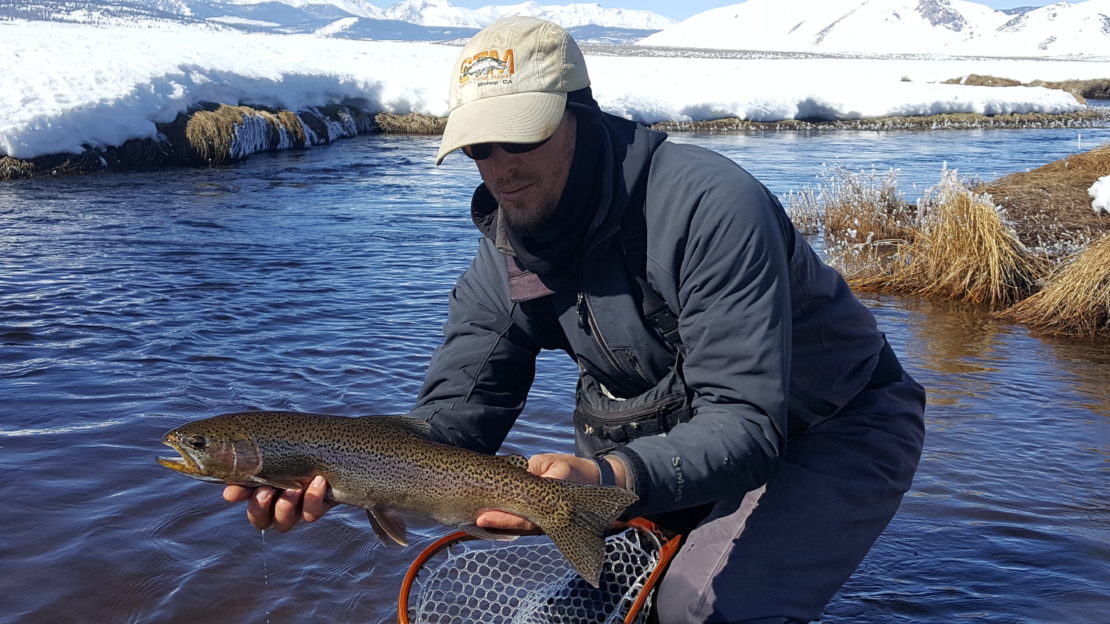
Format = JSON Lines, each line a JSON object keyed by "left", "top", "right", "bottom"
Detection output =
{"left": 470, "top": 113, "right": 668, "bottom": 302}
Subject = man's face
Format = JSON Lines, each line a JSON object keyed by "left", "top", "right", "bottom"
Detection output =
{"left": 473, "top": 113, "right": 577, "bottom": 233}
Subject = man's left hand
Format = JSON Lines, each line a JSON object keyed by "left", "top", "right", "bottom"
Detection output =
{"left": 474, "top": 453, "right": 627, "bottom": 532}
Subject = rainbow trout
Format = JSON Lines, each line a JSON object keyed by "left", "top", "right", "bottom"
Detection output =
{"left": 157, "top": 410, "right": 637, "bottom": 586}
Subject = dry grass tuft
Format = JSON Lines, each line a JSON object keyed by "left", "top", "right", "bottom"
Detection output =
{"left": 1, "top": 101, "right": 385, "bottom": 179}
{"left": 276, "top": 110, "right": 307, "bottom": 146}
{"left": 1034, "top": 78, "right": 1110, "bottom": 102}
{"left": 0, "top": 156, "right": 37, "bottom": 179}
{"left": 374, "top": 112, "right": 446, "bottom": 134}
{"left": 947, "top": 73, "right": 1023, "bottom": 88}
{"left": 822, "top": 167, "right": 915, "bottom": 245}
{"left": 999, "top": 233, "right": 1110, "bottom": 336}
{"left": 976, "top": 142, "right": 1110, "bottom": 255}
{"left": 787, "top": 166, "right": 916, "bottom": 279}
{"left": 785, "top": 187, "right": 823, "bottom": 237}
{"left": 650, "top": 108, "right": 1110, "bottom": 133}
{"left": 185, "top": 104, "right": 250, "bottom": 164}
{"left": 185, "top": 104, "right": 313, "bottom": 164}
{"left": 943, "top": 74, "right": 1110, "bottom": 103}
{"left": 851, "top": 168, "right": 1048, "bottom": 307}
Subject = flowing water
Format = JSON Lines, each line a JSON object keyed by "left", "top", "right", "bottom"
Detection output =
{"left": 1, "top": 121, "right": 1107, "bottom": 623}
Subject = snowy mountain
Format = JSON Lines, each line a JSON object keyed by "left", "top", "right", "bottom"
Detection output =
{"left": 223, "top": 0, "right": 671, "bottom": 28}
{"left": 0, "top": 0, "right": 670, "bottom": 42}
{"left": 3, "top": 0, "right": 1108, "bottom": 57}
{"left": 382, "top": 0, "right": 485, "bottom": 27}
{"left": 639, "top": 0, "right": 1110, "bottom": 57}
{"left": 458, "top": 1, "right": 670, "bottom": 29}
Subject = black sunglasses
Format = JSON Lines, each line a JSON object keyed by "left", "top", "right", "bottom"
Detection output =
{"left": 462, "top": 136, "right": 550, "bottom": 161}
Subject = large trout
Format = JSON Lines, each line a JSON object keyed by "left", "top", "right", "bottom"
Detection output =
{"left": 157, "top": 410, "right": 638, "bottom": 586}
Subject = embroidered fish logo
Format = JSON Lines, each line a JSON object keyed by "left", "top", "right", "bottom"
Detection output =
{"left": 462, "top": 56, "right": 509, "bottom": 79}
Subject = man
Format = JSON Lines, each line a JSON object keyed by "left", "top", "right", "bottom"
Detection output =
{"left": 225, "top": 16, "right": 926, "bottom": 623}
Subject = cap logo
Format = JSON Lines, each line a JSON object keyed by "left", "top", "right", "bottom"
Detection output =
{"left": 458, "top": 49, "right": 516, "bottom": 87}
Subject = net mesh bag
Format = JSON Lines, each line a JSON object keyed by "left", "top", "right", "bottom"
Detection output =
{"left": 404, "top": 525, "right": 666, "bottom": 624}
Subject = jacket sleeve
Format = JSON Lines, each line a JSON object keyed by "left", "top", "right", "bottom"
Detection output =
{"left": 612, "top": 144, "right": 795, "bottom": 516}
{"left": 408, "top": 239, "right": 542, "bottom": 454}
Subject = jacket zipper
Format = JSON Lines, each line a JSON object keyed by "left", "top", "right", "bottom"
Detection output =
{"left": 576, "top": 291, "right": 645, "bottom": 393}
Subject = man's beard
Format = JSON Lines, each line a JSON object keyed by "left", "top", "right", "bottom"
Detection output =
{"left": 500, "top": 196, "right": 560, "bottom": 233}
{"left": 494, "top": 177, "right": 562, "bottom": 234}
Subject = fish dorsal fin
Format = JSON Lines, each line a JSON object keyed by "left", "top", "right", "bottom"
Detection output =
{"left": 499, "top": 454, "right": 529, "bottom": 470}
{"left": 457, "top": 522, "right": 521, "bottom": 542}
{"left": 367, "top": 508, "right": 408, "bottom": 546}
{"left": 361, "top": 415, "right": 433, "bottom": 439}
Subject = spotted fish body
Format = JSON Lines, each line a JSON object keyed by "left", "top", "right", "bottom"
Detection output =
{"left": 157, "top": 410, "right": 637, "bottom": 586}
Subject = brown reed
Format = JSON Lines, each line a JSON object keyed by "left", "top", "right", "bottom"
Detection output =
{"left": 185, "top": 104, "right": 307, "bottom": 164}
{"left": 943, "top": 74, "right": 1110, "bottom": 103}
{"left": 977, "top": 142, "right": 1110, "bottom": 255}
{"left": 786, "top": 167, "right": 916, "bottom": 281}
{"left": 374, "top": 112, "right": 447, "bottom": 134}
{"left": 998, "top": 233, "right": 1110, "bottom": 336}
{"left": 822, "top": 167, "right": 915, "bottom": 245}
{"left": 851, "top": 168, "right": 1048, "bottom": 307}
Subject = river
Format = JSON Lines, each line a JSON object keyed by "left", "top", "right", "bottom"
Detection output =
{"left": 0, "top": 119, "right": 1107, "bottom": 623}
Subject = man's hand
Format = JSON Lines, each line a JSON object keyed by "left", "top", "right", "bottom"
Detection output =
{"left": 475, "top": 453, "right": 627, "bottom": 532}
{"left": 222, "top": 475, "right": 335, "bottom": 532}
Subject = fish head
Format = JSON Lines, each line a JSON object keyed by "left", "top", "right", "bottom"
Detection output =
{"left": 157, "top": 415, "right": 263, "bottom": 485}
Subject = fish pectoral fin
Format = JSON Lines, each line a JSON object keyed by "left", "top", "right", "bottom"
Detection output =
{"left": 367, "top": 508, "right": 408, "bottom": 546}
{"left": 250, "top": 476, "right": 300, "bottom": 490}
{"left": 498, "top": 454, "right": 529, "bottom": 471}
{"left": 457, "top": 522, "right": 521, "bottom": 542}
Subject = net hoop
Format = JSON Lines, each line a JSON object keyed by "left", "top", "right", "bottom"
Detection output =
{"left": 397, "top": 517, "right": 681, "bottom": 624}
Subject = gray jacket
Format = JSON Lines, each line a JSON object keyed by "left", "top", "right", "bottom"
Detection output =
{"left": 411, "top": 114, "right": 888, "bottom": 517}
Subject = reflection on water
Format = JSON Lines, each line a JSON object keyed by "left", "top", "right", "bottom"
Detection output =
{"left": 0, "top": 128, "right": 1108, "bottom": 624}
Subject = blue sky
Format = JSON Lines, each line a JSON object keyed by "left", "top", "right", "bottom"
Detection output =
{"left": 448, "top": 1, "right": 1057, "bottom": 22}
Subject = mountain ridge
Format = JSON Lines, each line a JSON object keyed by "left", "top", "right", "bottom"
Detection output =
{"left": 640, "top": 0, "right": 1110, "bottom": 58}
{"left": 3, "top": 0, "right": 1108, "bottom": 57}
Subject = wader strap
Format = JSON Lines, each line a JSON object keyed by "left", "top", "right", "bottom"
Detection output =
{"left": 619, "top": 182, "right": 685, "bottom": 357}
{"left": 635, "top": 275, "right": 683, "bottom": 355}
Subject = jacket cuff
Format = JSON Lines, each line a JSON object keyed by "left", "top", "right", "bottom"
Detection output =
{"left": 609, "top": 447, "right": 650, "bottom": 517}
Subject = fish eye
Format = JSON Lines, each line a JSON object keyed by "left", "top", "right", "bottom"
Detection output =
{"left": 186, "top": 434, "right": 207, "bottom": 450}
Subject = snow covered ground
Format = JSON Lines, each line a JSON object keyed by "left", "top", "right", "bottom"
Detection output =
{"left": 2, "top": 18, "right": 1108, "bottom": 160}
{"left": 1091, "top": 175, "right": 1110, "bottom": 216}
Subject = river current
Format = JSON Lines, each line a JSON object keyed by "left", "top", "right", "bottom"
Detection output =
{"left": 1, "top": 120, "right": 1107, "bottom": 623}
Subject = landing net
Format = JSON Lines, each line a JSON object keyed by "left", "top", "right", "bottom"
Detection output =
{"left": 399, "top": 520, "right": 679, "bottom": 624}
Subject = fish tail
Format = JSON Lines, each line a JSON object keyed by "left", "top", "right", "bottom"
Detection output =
{"left": 540, "top": 481, "right": 639, "bottom": 587}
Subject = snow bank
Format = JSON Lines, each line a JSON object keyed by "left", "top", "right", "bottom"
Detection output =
{"left": 1090, "top": 175, "right": 1110, "bottom": 216}
{"left": 0, "top": 18, "right": 1101, "bottom": 160}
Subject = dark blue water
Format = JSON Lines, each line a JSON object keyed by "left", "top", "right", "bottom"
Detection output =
{"left": 1, "top": 125, "right": 1107, "bottom": 623}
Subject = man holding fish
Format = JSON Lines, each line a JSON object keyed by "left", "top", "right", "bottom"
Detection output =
{"left": 223, "top": 16, "right": 926, "bottom": 624}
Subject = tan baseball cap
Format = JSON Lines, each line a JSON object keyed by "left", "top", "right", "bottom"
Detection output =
{"left": 435, "top": 16, "right": 590, "bottom": 165}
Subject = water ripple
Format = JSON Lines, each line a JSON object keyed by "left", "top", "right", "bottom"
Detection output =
{"left": 1, "top": 130, "right": 1108, "bottom": 624}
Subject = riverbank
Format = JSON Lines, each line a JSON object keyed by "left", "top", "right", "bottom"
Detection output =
{"left": 794, "top": 143, "right": 1110, "bottom": 336}
{"left": 3, "top": 103, "right": 1109, "bottom": 182}
{"left": 8, "top": 17, "right": 1108, "bottom": 180}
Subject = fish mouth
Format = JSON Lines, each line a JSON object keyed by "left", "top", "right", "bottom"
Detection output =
{"left": 157, "top": 438, "right": 203, "bottom": 476}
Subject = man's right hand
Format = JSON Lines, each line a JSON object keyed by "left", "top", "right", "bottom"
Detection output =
{"left": 222, "top": 475, "right": 334, "bottom": 532}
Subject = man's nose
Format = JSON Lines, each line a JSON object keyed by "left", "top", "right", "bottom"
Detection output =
{"left": 484, "top": 145, "right": 521, "bottom": 174}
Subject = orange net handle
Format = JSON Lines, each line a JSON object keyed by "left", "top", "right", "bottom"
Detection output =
{"left": 622, "top": 518, "right": 683, "bottom": 624}
{"left": 396, "top": 531, "right": 478, "bottom": 624}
